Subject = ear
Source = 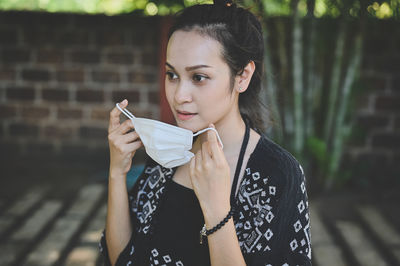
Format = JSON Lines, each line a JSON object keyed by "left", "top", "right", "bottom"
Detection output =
{"left": 235, "top": 60, "right": 256, "bottom": 93}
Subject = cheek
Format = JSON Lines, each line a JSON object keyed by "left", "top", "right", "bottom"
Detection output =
{"left": 165, "top": 84, "right": 175, "bottom": 107}
{"left": 198, "top": 85, "right": 233, "bottom": 114}
{"left": 210, "top": 81, "right": 232, "bottom": 103}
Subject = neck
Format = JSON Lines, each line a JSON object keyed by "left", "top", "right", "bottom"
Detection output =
{"left": 192, "top": 108, "right": 246, "bottom": 155}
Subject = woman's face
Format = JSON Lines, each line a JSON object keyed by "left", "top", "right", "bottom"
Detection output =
{"left": 165, "top": 30, "right": 238, "bottom": 132}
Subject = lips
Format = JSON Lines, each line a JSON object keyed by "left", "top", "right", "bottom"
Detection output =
{"left": 177, "top": 110, "right": 196, "bottom": 115}
{"left": 176, "top": 109, "right": 197, "bottom": 121}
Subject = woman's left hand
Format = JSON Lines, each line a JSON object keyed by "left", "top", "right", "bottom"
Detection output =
{"left": 189, "top": 124, "right": 231, "bottom": 225}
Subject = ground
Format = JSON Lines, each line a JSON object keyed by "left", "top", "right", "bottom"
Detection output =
{"left": 0, "top": 153, "right": 399, "bottom": 266}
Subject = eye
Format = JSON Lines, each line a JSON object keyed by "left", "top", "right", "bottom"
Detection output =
{"left": 166, "top": 71, "right": 178, "bottom": 81}
{"left": 193, "top": 74, "right": 208, "bottom": 83}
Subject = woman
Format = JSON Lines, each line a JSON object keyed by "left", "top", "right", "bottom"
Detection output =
{"left": 99, "top": 0, "right": 312, "bottom": 265}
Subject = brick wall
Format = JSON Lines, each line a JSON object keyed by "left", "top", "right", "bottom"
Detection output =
{"left": 344, "top": 19, "right": 400, "bottom": 187}
{"left": 0, "top": 11, "right": 161, "bottom": 163}
{"left": 0, "top": 11, "right": 398, "bottom": 186}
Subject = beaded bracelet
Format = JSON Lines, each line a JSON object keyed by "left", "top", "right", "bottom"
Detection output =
{"left": 199, "top": 207, "right": 235, "bottom": 244}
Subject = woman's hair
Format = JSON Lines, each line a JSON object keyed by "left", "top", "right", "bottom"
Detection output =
{"left": 167, "top": 0, "right": 268, "bottom": 134}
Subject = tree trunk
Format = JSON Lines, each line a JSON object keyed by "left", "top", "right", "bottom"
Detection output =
{"left": 276, "top": 19, "right": 290, "bottom": 141}
{"left": 255, "top": 1, "right": 283, "bottom": 140}
{"left": 262, "top": 25, "right": 283, "bottom": 140}
{"left": 305, "top": 0, "right": 316, "bottom": 139}
{"left": 323, "top": 18, "right": 347, "bottom": 146}
{"left": 292, "top": 0, "right": 305, "bottom": 156}
{"left": 325, "top": 33, "right": 363, "bottom": 189}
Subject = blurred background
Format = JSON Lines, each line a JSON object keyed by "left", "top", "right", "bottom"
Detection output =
{"left": 0, "top": 0, "right": 399, "bottom": 265}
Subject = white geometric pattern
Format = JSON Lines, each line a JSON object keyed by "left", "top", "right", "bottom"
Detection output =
{"left": 252, "top": 171, "right": 260, "bottom": 180}
{"left": 264, "top": 228, "right": 273, "bottom": 240}
{"left": 290, "top": 239, "right": 298, "bottom": 251}
{"left": 149, "top": 248, "right": 185, "bottom": 266}
{"left": 301, "top": 181, "right": 306, "bottom": 193}
{"left": 163, "top": 255, "right": 171, "bottom": 263}
{"left": 298, "top": 200, "right": 305, "bottom": 213}
{"left": 99, "top": 138, "right": 312, "bottom": 265}
{"left": 234, "top": 161, "right": 311, "bottom": 263}
{"left": 269, "top": 186, "right": 276, "bottom": 195}
{"left": 266, "top": 211, "right": 274, "bottom": 223}
{"left": 294, "top": 219, "right": 302, "bottom": 232}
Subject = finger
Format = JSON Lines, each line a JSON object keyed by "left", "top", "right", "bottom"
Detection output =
{"left": 121, "top": 131, "right": 140, "bottom": 144}
{"left": 125, "top": 140, "right": 143, "bottom": 153}
{"left": 116, "top": 119, "right": 135, "bottom": 135}
{"left": 201, "top": 141, "right": 212, "bottom": 164}
{"left": 109, "top": 99, "right": 128, "bottom": 132}
{"left": 195, "top": 150, "right": 202, "bottom": 172}
{"left": 207, "top": 124, "right": 223, "bottom": 158}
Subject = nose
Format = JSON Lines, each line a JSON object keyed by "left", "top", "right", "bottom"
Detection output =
{"left": 174, "top": 82, "right": 192, "bottom": 104}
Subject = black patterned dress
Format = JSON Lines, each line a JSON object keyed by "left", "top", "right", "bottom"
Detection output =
{"left": 99, "top": 132, "right": 312, "bottom": 265}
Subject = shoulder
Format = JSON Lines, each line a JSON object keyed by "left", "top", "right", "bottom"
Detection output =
{"left": 237, "top": 133, "right": 311, "bottom": 262}
{"left": 248, "top": 134, "right": 305, "bottom": 193}
{"left": 252, "top": 134, "right": 303, "bottom": 176}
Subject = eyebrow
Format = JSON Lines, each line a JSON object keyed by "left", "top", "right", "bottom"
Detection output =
{"left": 165, "top": 62, "right": 212, "bottom": 71}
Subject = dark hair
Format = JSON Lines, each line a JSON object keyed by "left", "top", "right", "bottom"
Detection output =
{"left": 167, "top": 0, "right": 268, "bottom": 134}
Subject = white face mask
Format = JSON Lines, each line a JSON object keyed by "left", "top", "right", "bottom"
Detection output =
{"left": 116, "top": 103, "right": 223, "bottom": 168}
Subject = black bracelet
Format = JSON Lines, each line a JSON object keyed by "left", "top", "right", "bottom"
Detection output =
{"left": 199, "top": 206, "right": 235, "bottom": 244}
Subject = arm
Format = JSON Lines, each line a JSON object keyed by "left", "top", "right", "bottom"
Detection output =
{"left": 104, "top": 99, "right": 143, "bottom": 265}
{"left": 204, "top": 206, "right": 246, "bottom": 266}
{"left": 105, "top": 174, "right": 133, "bottom": 266}
{"left": 189, "top": 125, "right": 246, "bottom": 266}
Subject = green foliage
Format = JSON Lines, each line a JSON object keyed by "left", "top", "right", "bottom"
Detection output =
{"left": 253, "top": 0, "right": 378, "bottom": 191}
{"left": 306, "top": 136, "right": 328, "bottom": 168}
{"left": 0, "top": 0, "right": 209, "bottom": 15}
{"left": 0, "top": 0, "right": 399, "bottom": 18}
{"left": 260, "top": 0, "right": 292, "bottom": 16}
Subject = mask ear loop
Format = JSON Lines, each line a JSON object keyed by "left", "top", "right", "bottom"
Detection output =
{"left": 193, "top": 127, "right": 224, "bottom": 149}
{"left": 116, "top": 103, "right": 136, "bottom": 120}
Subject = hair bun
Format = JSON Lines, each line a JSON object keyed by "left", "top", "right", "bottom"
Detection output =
{"left": 213, "top": 0, "right": 235, "bottom": 8}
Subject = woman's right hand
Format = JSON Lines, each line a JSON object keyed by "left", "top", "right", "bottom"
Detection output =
{"left": 108, "top": 99, "right": 143, "bottom": 179}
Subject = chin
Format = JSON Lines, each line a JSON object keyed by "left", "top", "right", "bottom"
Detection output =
{"left": 175, "top": 120, "right": 196, "bottom": 132}
{"left": 175, "top": 118, "right": 208, "bottom": 133}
